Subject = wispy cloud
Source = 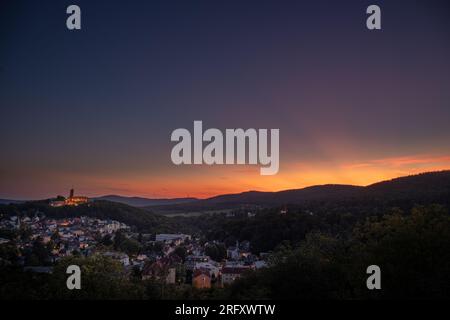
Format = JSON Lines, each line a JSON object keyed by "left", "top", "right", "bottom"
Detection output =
{"left": 343, "top": 154, "right": 450, "bottom": 170}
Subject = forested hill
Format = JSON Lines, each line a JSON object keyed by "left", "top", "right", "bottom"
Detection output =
{"left": 0, "top": 200, "right": 194, "bottom": 234}
{"left": 205, "top": 170, "right": 450, "bottom": 205}
{"left": 366, "top": 170, "right": 450, "bottom": 198}
{"left": 148, "top": 170, "right": 450, "bottom": 212}
{"left": 94, "top": 195, "right": 197, "bottom": 207}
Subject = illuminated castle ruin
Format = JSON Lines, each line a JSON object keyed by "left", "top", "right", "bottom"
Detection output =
{"left": 50, "top": 189, "right": 88, "bottom": 207}
{"left": 65, "top": 188, "right": 88, "bottom": 206}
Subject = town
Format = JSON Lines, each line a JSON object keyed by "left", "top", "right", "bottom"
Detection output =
{"left": 0, "top": 203, "right": 268, "bottom": 290}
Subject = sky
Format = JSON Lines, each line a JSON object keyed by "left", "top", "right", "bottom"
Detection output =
{"left": 1, "top": 0, "right": 450, "bottom": 200}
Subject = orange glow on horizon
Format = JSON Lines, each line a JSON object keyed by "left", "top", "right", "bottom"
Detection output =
{"left": 73, "top": 153, "right": 450, "bottom": 199}
{"left": 4, "top": 153, "right": 449, "bottom": 200}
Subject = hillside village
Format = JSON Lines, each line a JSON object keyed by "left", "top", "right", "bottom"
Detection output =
{"left": 0, "top": 210, "right": 268, "bottom": 289}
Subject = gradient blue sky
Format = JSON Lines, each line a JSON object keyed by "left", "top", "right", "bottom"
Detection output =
{"left": 1, "top": 0, "right": 450, "bottom": 199}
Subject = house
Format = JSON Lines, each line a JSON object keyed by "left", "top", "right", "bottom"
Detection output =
{"left": 141, "top": 255, "right": 182, "bottom": 284}
{"left": 103, "top": 251, "right": 130, "bottom": 266}
{"left": 131, "top": 259, "right": 146, "bottom": 271}
{"left": 194, "top": 261, "right": 220, "bottom": 278}
{"left": 136, "top": 254, "right": 148, "bottom": 261}
{"left": 192, "top": 269, "right": 211, "bottom": 289}
{"left": 221, "top": 266, "right": 251, "bottom": 285}
{"left": 72, "top": 229, "right": 84, "bottom": 236}
{"left": 254, "top": 260, "right": 268, "bottom": 269}
{"left": 185, "top": 255, "right": 209, "bottom": 270}
{"left": 227, "top": 246, "right": 240, "bottom": 260}
{"left": 22, "top": 217, "right": 31, "bottom": 223}
{"left": 240, "top": 240, "right": 251, "bottom": 251}
{"left": 155, "top": 234, "right": 191, "bottom": 244}
{"left": 142, "top": 261, "right": 177, "bottom": 284}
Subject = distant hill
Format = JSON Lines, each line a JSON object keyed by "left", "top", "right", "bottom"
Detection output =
{"left": 3, "top": 170, "right": 450, "bottom": 217}
{"left": 149, "top": 185, "right": 363, "bottom": 213}
{"left": 0, "top": 199, "right": 24, "bottom": 205}
{"left": 366, "top": 170, "right": 450, "bottom": 195}
{"left": 94, "top": 195, "right": 197, "bottom": 207}
{"left": 193, "top": 184, "right": 363, "bottom": 207}
{"left": 148, "top": 170, "right": 450, "bottom": 213}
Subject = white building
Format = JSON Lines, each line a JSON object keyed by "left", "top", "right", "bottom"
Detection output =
{"left": 194, "top": 261, "right": 220, "bottom": 278}
{"left": 221, "top": 266, "right": 251, "bottom": 285}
